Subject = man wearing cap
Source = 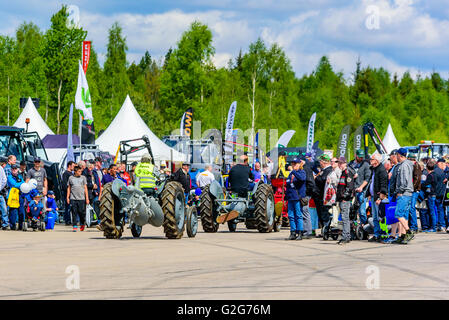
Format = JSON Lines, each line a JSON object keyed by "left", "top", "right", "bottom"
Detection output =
{"left": 366, "top": 154, "right": 388, "bottom": 242}
{"left": 314, "top": 154, "right": 333, "bottom": 228}
{"left": 434, "top": 158, "right": 447, "bottom": 232}
{"left": 391, "top": 148, "right": 415, "bottom": 244}
{"left": 26, "top": 158, "right": 47, "bottom": 206}
{"left": 285, "top": 158, "right": 306, "bottom": 240}
{"left": 408, "top": 154, "right": 421, "bottom": 233}
{"left": 349, "top": 149, "right": 371, "bottom": 225}
{"left": 336, "top": 157, "right": 355, "bottom": 244}
{"left": 300, "top": 154, "right": 317, "bottom": 238}
{"left": 174, "top": 162, "right": 192, "bottom": 198}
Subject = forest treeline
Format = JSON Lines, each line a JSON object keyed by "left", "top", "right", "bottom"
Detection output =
{"left": 1, "top": 5, "right": 449, "bottom": 153}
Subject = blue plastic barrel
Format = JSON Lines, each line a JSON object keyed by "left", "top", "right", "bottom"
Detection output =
{"left": 46, "top": 212, "right": 55, "bottom": 230}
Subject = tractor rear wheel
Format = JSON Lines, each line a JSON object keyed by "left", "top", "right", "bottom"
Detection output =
{"left": 99, "top": 182, "right": 124, "bottom": 239}
{"left": 254, "top": 184, "right": 276, "bottom": 233}
{"left": 161, "top": 181, "right": 185, "bottom": 239}
{"left": 200, "top": 184, "right": 219, "bottom": 232}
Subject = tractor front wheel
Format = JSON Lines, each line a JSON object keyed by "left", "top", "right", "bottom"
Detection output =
{"left": 254, "top": 184, "right": 276, "bottom": 233}
{"left": 161, "top": 181, "right": 186, "bottom": 239}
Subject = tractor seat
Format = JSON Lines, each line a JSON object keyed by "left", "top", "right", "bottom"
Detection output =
{"left": 142, "top": 188, "right": 156, "bottom": 197}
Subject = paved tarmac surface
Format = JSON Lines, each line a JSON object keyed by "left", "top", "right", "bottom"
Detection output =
{"left": 0, "top": 223, "right": 448, "bottom": 300}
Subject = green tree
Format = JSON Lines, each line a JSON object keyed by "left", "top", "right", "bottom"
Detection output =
{"left": 43, "top": 5, "right": 87, "bottom": 134}
{"left": 159, "top": 21, "right": 215, "bottom": 131}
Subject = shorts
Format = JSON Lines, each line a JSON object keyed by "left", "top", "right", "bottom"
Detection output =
{"left": 394, "top": 195, "right": 411, "bottom": 219}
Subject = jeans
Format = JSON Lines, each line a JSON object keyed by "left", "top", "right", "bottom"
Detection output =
{"left": 356, "top": 192, "right": 367, "bottom": 224}
{"left": 287, "top": 200, "right": 303, "bottom": 233}
{"left": 9, "top": 195, "right": 25, "bottom": 229}
{"left": 408, "top": 192, "right": 419, "bottom": 230}
{"left": 420, "top": 209, "right": 430, "bottom": 230}
{"left": 301, "top": 199, "right": 312, "bottom": 235}
{"left": 371, "top": 201, "right": 381, "bottom": 238}
{"left": 435, "top": 198, "right": 446, "bottom": 229}
{"left": 71, "top": 200, "right": 86, "bottom": 227}
{"left": 340, "top": 201, "right": 351, "bottom": 241}
{"left": 427, "top": 196, "right": 437, "bottom": 230}
{"left": 395, "top": 195, "right": 412, "bottom": 220}
{"left": 0, "top": 195, "right": 8, "bottom": 228}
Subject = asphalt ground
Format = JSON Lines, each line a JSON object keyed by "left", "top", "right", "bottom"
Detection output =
{"left": 0, "top": 223, "right": 448, "bottom": 300}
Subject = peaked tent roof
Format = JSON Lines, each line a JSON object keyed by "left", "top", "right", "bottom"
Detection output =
{"left": 13, "top": 97, "right": 54, "bottom": 138}
{"left": 96, "top": 95, "right": 186, "bottom": 162}
{"left": 382, "top": 123, "right": 401, "bottom": 154}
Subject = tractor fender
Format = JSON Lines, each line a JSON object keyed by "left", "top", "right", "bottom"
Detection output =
{"left": 111, "top": 179, "right": 128, "bottom": 198}
{"left": 148, "top": 197, "right": 164, "bottom": 227}
{"left": 209, "top": 180, "right": 223, "bottom": 199}
{"left": 250, "top": 180, "right": 261, "bottom": 195}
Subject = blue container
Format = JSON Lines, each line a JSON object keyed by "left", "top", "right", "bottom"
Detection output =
{"left": 46, "top": 212, "right": 56, "bottom": 230}
{"left": 385, "top": 202, "right": 399, "bottom": 225}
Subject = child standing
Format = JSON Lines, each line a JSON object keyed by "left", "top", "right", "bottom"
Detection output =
{"left": 46, "top": 190, "right": 59, "bottom": 223}
{"left": 67, "top": 165, "right": 89, "bottom": 232}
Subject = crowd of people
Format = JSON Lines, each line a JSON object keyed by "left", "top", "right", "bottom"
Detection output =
{"left": 283, "top": 148, "right": 449, "bottom": 244}
{"left": 2, "top": 146, "right": 449, "bottom": 244}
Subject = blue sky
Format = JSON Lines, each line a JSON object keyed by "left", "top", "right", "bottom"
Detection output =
{"left": 1, "top": 0, "right": 449, "bottom": 80}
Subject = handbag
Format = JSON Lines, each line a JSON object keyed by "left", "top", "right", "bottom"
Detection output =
{"left": 7, "top": 188, "right": 20, "bottom": 208}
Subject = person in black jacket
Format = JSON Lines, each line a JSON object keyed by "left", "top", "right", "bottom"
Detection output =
{"left": 366, "top": 154, "right": 388, "bottom": 242}
{"left": 314, "top": 154, "right": 333, "bottom": 229}
{"left": 434, "top": 159, "right": 447, "bottom": 232}
{"left": 424, "top": 161, "right": 438, "bottom": 232}
{"left": 173, "top": 163, "right": 192, "bottom": 196}
{"left": 62, "top": 161, "right": 75, "bottom": 225}
{"left": 336, "top": 157, "right": 355, "bottom": 244}
{"left": 300, "top": 156, "right": 317, "bottom": 238}
{"left": 228, "top": 155, "right": 254, "bottom": 197}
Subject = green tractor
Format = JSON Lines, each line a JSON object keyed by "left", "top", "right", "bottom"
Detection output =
{"left": 199, "top": 180, "right": 279, "bottom": 233}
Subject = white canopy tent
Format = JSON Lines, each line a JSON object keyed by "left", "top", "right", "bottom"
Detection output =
{"left": 13, "top": 97, "right": 54, "bottom": 139}
{"left": 96, "top": 95, "right": 186, "bottom": 163}
{"left": 382, "top": 123, "right": 401, "bottom": 154}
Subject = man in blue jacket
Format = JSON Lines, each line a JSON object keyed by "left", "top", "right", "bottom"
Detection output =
{"left": 7, "top": 164, "right": 25, "bottom": 230}
{"left": 285, "top": 158, "right": 306, "bottom": 240}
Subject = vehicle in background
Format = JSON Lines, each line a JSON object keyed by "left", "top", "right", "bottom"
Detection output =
{"left": 0, "top": 126, "right": 63, "bottom": 205}
{"left": 415, "top": 141, "right": 449, "bottom": 160}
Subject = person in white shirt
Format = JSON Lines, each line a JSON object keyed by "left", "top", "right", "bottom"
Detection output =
{"left": 196, "top": 165, "right": 215, "bottom": 188}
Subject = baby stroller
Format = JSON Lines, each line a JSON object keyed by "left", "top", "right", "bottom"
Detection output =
{"left": 23, "top": 190, "right": 46, "bottom": 232}
{"left": 355, "top": 199, "right": 392, "bottom": 240}
{"left": 322, "top": 199, "right": 363, "bottom": 241}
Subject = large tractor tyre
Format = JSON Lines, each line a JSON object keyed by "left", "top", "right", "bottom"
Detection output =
{"left": 99, "top": 182, "right": 124, "bottom": 239}
{"left": 254, "top": 184, "right": 276, "bottom": 233}
{"left": 199, "top": 184, "right": 219, "bottom": 233}
{"left": 161, "top": 181, "right": 186, "bottom": 239}
{"left": 186, "top": 206, "right": 198, "bottom": 238}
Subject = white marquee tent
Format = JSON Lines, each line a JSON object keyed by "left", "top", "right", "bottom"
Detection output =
{"left": 382, "top": 123, "right": 401, "bottom": 154}
{"left": 96, "top": 95, "right": 186, "bottom": 163}
{"left": 13, "top": 97, "right": 54, "bottom": 139}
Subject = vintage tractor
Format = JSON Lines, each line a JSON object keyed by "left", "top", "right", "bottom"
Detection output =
{"left": 98, "top": 136, "right": 198, "bottom": 239}
{"left": 199, "top": 180, "right": 279, "bottom": 233}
